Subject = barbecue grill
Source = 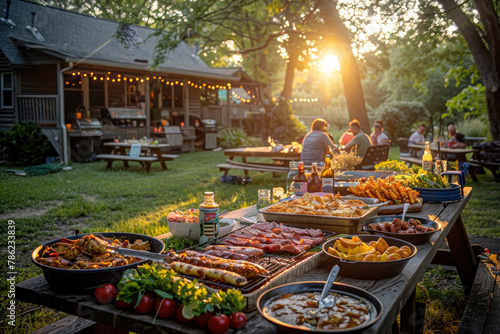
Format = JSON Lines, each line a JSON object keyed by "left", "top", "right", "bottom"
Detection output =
{"left": 197, "top": 119, "right": 218, "bottom": 150}
{"left": 69, "top": 118, "right": 103, "bottom": 162}
{"left": 163, "top": 125, "right": 184, "bottom": 153}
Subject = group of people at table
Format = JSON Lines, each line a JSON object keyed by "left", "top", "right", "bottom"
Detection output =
{"left": 300, "top": 117, "right": 466, "bottom": 165}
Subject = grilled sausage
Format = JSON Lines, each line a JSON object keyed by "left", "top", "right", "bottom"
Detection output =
{"left": 204, "top": 245, "right": 264, "bottom": 257}
{"left": 184, "top": 250, "right": 268, "bottom": 275}
{"left": 170, "top": 261, "right": 248, "bottom": 286}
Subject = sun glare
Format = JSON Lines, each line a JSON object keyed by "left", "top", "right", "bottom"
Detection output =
{"left": 319, "top": 54, "right": 340, "bottom": 72}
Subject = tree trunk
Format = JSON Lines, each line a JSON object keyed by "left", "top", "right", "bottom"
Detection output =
{"left": 438, "top": 0, "right": 500, "bottom": 140}
{"left": 317, "top": 0, "right": 370, "bottom": 134}
{"left": 281, "top": 47, "right": 296, "bottom": 100}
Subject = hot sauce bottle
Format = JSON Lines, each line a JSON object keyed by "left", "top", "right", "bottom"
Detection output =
{"left": 199, "top": 191, "right": 219, "bottom": 243}
{"left": 307, "top": 162, "right": 322, "bottom": 193}
{"left": 293, "top": 161, "right": 308, "bottom": 196}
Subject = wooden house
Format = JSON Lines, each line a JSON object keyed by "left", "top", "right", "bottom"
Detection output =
{"left": 0, "top": 0, "right": 267, "bottom": 163}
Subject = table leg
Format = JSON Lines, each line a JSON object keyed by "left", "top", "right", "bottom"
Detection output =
{"left": 106, "top": 160, "right": 113, "bottom": 170}
{"left": 223, "top": 156, "right": 234, "bottom": 176}
{"left": 117, "top": 147, "right": 129, "bottom": 168}
{"left": 446, "top": 215, "right": 478, "bottom": 294}
{"left": 242, "top": 157, "right": 249, "bottom": 177}
{"left": 399, "top": 289, "right": 425, "bottom": 334}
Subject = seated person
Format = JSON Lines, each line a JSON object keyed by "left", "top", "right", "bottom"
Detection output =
{"left": 339, "top": 129, "right": 354, "bottom": 146}
{"left": 370, "top": 120, "right": 389, "bottom": 145}
{"left": 446, "top": 124, "right": 466, "bottom": 162}
{"left": 300, "top": 118, "right": 338, "bottom": 165}
{"left": 343, "top": 119, "right": 372, "bottom": 157}
{"left": 447, "top": 124, "right": 466, "bottom": 148}
{"left": 409, "top": 124, "right": 426, "bottom": 158}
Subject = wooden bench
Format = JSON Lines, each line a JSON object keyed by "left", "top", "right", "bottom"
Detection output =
{"left": 95, "top": 154, "right": 159, "bottom": 172}
{"left": 469, "top": 159, "right": 500, "bottom": 182}
{"left": 152, "top": 153, "right": 181, "bottom": 160}
{"left": 32, "top": 315, "right": 96, "bottom": 334}
{"left": 33, "top": 314, "right": 128, "bottom": 334}
{"left": 217, "top": 159, "right": 289, "bottom": 177}
{"left": 400, "top": 156, "right": 422, "bottom": 167}
{"left": 457, "top": 257, "right": 500, "bottom": 333}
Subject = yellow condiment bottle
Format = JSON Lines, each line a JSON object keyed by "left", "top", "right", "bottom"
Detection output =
{"left": 199, "top": 192, "right": 219, "bottom": 243}
{"left": 422, "top": 141, "right": 433, "bottom": 171}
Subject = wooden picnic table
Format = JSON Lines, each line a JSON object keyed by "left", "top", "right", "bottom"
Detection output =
{"left": 407, "top": 143, "right": 475, "bottom": 161}
{"left": 16, "top": 187, "right": 480, "bottom": 334}
{"left": 97, "top": 142, "right": 179, "bottom": 172}
{"left": 219, "top": 147, "right": 301, "bottom": 176}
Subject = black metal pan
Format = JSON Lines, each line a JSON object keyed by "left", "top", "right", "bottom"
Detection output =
{"left": 322, "top": 235, "right": 417, "bottom": 280}
{"left": 361, "top": 215, "right": 441, "bottom": 245}
{"left": 257, "top": 281, "right": 382, "bottom": 333}
{"left": 31, "top": 232, "right": 164, "bottom": 291}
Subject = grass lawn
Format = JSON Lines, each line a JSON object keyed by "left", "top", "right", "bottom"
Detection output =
{"left": 1, "top": 146, "right": 499, "bottom": 333}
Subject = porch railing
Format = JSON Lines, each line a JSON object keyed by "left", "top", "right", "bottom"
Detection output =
{"left": 17, "top": 95, "right": 58, "bottom": 125}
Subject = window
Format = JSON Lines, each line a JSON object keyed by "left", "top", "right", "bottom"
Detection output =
{"left": 1, "top": 72, "right": 13, "bottom": 108}
{"left": 89, "top": 76, "right": 105, "bottom": 106}
{"left": 161, "top": 80, "right": 183, "bottom": 109}
{"left": 200, "top": 86, "right": 218, "bottom": 106}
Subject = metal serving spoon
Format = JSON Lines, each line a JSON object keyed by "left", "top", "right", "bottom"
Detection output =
{"left": 401, "top": 202, "right": 410, "bottom": 221}
{"left": 309, "top": 265, "right": 340, "bottom": 316}
{"left": 357, "top": 200, "right": 391, "bottom": 209}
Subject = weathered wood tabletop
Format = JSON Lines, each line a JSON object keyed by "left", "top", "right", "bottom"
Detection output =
{"left": 17, "top": 187, "right": 476, "bottom": 334}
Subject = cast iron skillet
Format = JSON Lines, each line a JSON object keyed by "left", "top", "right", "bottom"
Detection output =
{"left": 361, "top": 215, "right": 441, "bottom": 245}
{"left": 32, "top": 232, "right": 164, "bottom": 291}
{"left": 257, "top": 281, "right": 382, "bottom": 333}
{"left": 322, "top": 235, "right": 417, "bottom": 280}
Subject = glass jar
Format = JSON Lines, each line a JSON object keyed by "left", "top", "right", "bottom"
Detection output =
{"left": 272, "top": 187, "right": 284, "bottom": 203}
{"left": 257, "top": 189, "right": 271, "bottom": 210}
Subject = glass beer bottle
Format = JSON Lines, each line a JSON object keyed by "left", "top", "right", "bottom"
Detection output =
{"left": 293, "top": 161, "right": 308, "bottom": 196}
{"left": 321, "top": 154, "right": 335, "bottom": 193}
{"left": 199, "top": 191, "right": 219, "bottom": 243}
{"left": 307, "top": 163, "right": 322, "bottom": 193}
{"left": 422, "top": 141, "right": 433, "bottom": 172}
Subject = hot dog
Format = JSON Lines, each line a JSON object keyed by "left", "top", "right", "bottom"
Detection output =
{"left": 184, "top": 250, "right": 268, "bottom": 275}
{"left": 204, "top": 245, "right": 264, "bottom": 257}
{"left": 170, "top": 261, "right": 248, "bottom": 286}
{"left": 174, "top": 254, "right": 261, "bottom": 279}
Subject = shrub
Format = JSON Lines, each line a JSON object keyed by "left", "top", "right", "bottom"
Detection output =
{"left": 217, "top": 127, "right": 264, "bottom": 149}
{"left": 269, "top": 103, "right": 307, "bottom": 143}
{"left": 374, "top": 102, "right": 428, "bottom": 140}
{"left": 0, "top": 122, "right": 50, "bottom": 166}
{"left": 455, "top": 118, "right": 490, "bottom": 138}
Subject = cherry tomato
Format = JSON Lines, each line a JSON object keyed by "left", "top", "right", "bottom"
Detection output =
{"left": 134, "top": 293, "right": 155, "bottom": 314}
{"left": 229, "top": 312, "right": 247, "bottom": 329}
{"left": 94, "top": 283, "right": 117, "bottom": 304}
{"left": 115, "top": 295, "right": 133, "bottom": 309}
{"left": 207, "top": 314, "right": 230, "bottom": 334}
{"left": 154, "top": 298, "right": 178, "bottom": 319}
{"left": 194, "top": 311, "right": 215, "bottom": 328}
{"left": 176, "top": 305, "right": 192, "bottom": 324}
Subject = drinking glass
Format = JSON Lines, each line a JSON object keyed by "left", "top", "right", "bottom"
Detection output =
{"left": 257, "top": 189, "right": 271, "bottom": 210}
{"left": 272, "top": 187, "right": 284, "bottom": 203}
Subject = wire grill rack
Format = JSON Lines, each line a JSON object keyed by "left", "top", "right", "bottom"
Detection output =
{"left": 179, "top": 224, "right": 335, "bottom": 293}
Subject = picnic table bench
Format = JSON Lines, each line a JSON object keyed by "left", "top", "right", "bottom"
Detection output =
{"left": 96, "top": 142, "right": 177, "bottom": 172}
{"left": 219, "top": 147, "right": 301, "bottom": 177}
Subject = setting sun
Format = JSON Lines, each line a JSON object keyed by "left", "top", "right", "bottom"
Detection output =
{"left": 319, "top": 54, "right": 341, "bottom": 72}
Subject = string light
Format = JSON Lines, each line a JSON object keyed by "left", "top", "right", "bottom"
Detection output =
{"left": 65, "top": 71, "right": 238, "bottom": 91}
